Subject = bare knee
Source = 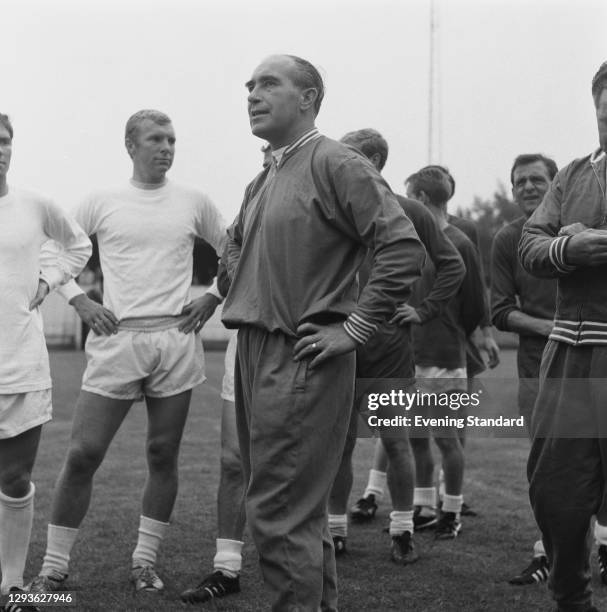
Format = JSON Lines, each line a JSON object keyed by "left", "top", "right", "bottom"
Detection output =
{"left": 64, "top": 443, "right": 107, "bottom": 480}
{"left": 410, "top": 437, "right": 430, "bottom": 453}
{"left": 433, "top": 436, "right": 461, "bottom": 455}
{"left": 146, "top": 438, "right": 179, "bottom": 474}
{"left": 0, "top": 468, "right": 32, "bottom": 498}
{"left": 382, "top": 437, "right": 410, "bottom": 459}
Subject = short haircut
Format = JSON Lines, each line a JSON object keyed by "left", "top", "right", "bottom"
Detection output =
{"left": 0, "top": 113, "right": 13, "bottom": 139}
{"left": 422, "top": 164, "right": 455, "bottom": 199}
{"left": 406, "top": 167, "right": 452, "bottom": 206}
{"left": 510, "top": 153, "right": 558, "bottom": 185}
{"left": 286, "top": 55, "right": 325, "bottom": 115}
{"left": 592, "top": 61, "right": 607, "bottom": 107}
{"left": 125, "top": 109, "right": 172, "bottom": 144}
{"left": 340, "top": 128, "right": 389, "bottom": 170}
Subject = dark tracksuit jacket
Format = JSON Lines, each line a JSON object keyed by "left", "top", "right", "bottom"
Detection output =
{"left": 357, "top": 195, "right": 465, "bottom": 379}
{"left": 490, "top": 216, "right": 557, "bottom": 420}
{"left": 519, "top": 149, "right": 607, "bottom": 612}
{"left": 223, "top": 133, "right": 425, "bottom": 339}
{"left": 222, "top": 130, "right": 425, "bottom": 612}
{"left": 448, "top": 213, "right": 490, "bottom": 376}
{"left": 413, "top": 223, "right": 485, "bottom": 371}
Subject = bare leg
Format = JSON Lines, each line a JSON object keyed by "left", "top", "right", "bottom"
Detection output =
{"left": 433, "top": 434, "right": 464, "bottom": 496}
{"left": 372, "top": 438, "right": 389, "bottom": 472}
{"left": 0, "top": 426, "right": 42, "bottom": 498}
{"left": 141, "top": 390, "right": 191, "bottom": 521}
{"left": 217, "top": 400, "right": 246, "bottom": 540}
{"left": 50, "top": 391, "right": 132, "bottom": 527}
{"left": 0, "top": 426, "right": 42, "bottom": 592}
{"left": 410, "top": 431, "right": 434, "bottom": 488}
{"left": 382, "top": 435, "right": 414, "bottom": 510}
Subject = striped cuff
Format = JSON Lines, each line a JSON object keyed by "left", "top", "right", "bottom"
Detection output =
{"left": 549, "top": 236, "right": 576, "bottom": 274}
{"left": 343, "top": 312, "right": 377, "bottom": 344}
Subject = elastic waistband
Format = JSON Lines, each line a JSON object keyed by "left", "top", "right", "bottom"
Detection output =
{"left": 118, "top": 316, "right": 185, "bottom": 332}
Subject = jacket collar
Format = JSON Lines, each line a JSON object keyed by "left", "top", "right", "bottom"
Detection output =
{"left": 278, "top": 128, "right": 321, "bottom": 167}
{"left": 590, "top": 148, "right": 605, "bottom": 165}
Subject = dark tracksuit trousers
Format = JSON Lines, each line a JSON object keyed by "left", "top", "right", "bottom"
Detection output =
{"left": 235, "top": 325, "right": 354, "bottom": 612}
{"left": 518, "top": 335, "right": 548, "bottom": 428}
{"left": 528, "top": 340, "right": 607, "bottom": 612}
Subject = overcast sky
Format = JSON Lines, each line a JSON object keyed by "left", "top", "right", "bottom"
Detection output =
{"left": 2, "top": 0, "right": 606, "bottom": 221}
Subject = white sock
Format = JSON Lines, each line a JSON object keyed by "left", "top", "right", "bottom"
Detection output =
{"left": 213, "top": 538, "right": 243, "bottom": 577}
{"left": 132, "top": 515, "right": 169, "bottom": 568}
{"left": 328, "top": 514, "right": 348, "bottom": 539}
{"left": 438, "top": 468, "right": 445, "bottom": 501}
{"left": 533, "top": 539, "right": 546, "bottom": 557}
{"left": 595, "top": 521, "right": 607, "bottom": 546}
{"left": 0, "top": 483, "right": 35, "bottom": 594}
{"left": 41, "top": 522, "right": 77, "bottom": 578}
{"left": 389, "top": 510, "right": 414, "bottom": 537}
{"left": 413, "top": 487, "right": 437, "bottom": 512}
{"left": 442, "top": 493, "right": 463, "bottom": 515}
{"left": 363, "top": 469, "right": 386, "bottom": 500}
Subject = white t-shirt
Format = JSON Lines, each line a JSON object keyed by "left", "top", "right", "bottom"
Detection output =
{"left": 59, "top": 180, "right": 227, "bottom": 319}
{"left": 0, "top": 187, "right": 92, "bottom": 392}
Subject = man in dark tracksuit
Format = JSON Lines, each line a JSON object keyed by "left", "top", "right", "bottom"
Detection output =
{"left": 222, "top": 55, "right": 425, "bottom": 611}
{"left": 519, "top": 62, "right": 607, "bottom": 612}
{"left": 491, "top": 153, "right": 558, "bottom": 586}
{"left": 446, "top": 213, "right": 497, "bottom": 376}
{"left": 431, "top": 167, "right": 500, "bottom": 517}
{"left": 327, "top": 128, "right": 465, "bottom": 562}
{"left": 438, "top": 166, "right": 501, "bottom": 375}
{"left": 405, "top": 167, "right": 486, "bottom": 539}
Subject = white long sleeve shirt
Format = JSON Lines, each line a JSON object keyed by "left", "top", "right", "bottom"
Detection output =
{"left": 0, "top": 187, "right": 92, "bottom": 392}
{"left": 58, "top": 180, "right": 227, "bottom": 319}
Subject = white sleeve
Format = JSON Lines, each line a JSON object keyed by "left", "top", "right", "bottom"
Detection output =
{"left": 40, "top": 199, "right": 92, "bottom": 290}
{"left": 194, "top": 193, "right": 228, "bottom": 255}
{"left": 55, "top": 279, "right": 86, "bottom": 303}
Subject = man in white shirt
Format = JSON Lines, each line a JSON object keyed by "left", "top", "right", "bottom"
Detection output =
{"left": 0, "top": 112, "right": 91, "bottom": 604}
{"left": 30, "top": 109, "right": 226, "bottom": 595}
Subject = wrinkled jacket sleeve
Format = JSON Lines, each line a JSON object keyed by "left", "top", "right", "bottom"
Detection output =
{"left": 459, "top": 239, "right": 486, "bottom": 336}
{"left": 226, "top": 217, "right": 242, "bottom": 283}
{"left": 411, "top": 206, "right": 465, "bottom": 323}
{"left": 490, "top": 229, "right": 517, "bottom": 331}
{"left": 519, "top": 173, "right": 576, "bottom": 278}
{"left": 216, "top": 246, "right": 231, "bottom": 299}
{"left": 331, "top": 157, "right": 426, "bottom": 343}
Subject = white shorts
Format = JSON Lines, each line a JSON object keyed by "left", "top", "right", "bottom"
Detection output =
{"left": 415, "top": 365, "right": 468, "bottom": 393}
{"left": 221, "top": 332, "right": 237, "bottom": 403}
{"left": 0, "top": 389, "right": 52, "bottom": 439}
{"left": 82, "top": 318, "right": 205, "bottom": 400}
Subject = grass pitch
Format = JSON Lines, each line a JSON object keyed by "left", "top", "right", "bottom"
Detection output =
{"left": 17, "top": 348, "right": 607, "bottom": 611}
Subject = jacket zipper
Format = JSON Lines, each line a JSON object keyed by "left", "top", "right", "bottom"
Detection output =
{"left": 591, "top": 158, "right": 607, "bottom": 224}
